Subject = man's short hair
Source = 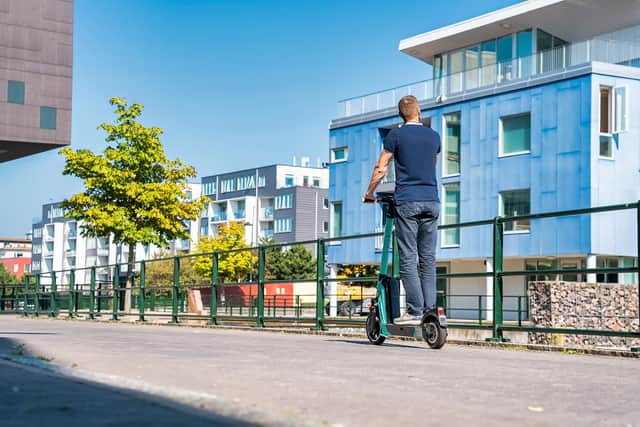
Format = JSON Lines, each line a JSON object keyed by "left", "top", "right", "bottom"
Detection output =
{"left": 398, "top": 95, "right": 420, "bottom": 121}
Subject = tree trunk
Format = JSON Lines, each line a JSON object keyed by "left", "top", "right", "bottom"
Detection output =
{"left": 125, "top": 243, "right": 135, "bottom": 313}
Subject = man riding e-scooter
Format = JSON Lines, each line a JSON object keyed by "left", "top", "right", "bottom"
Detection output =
{"left": 363, "top": 95, "right": 441, "bottom": 326}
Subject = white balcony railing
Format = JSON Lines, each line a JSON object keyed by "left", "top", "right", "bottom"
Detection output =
{"left": 336, "top": 38, "right": 640, "bottom": 119}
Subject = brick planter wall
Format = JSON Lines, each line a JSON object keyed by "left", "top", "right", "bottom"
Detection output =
{"left": 528, "top": 281, "right": 640, "bottom": 347}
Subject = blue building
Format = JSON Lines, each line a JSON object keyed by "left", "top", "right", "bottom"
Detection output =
{"left": 328, "top": 0, "right": 640, "bottom": 319}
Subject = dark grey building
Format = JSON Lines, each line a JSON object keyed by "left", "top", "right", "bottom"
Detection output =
{"left": 201, "top": 164, "right": 329, "bottom": 245}
{"left": 0, "top": 0, "right": 73, "bottom": 162}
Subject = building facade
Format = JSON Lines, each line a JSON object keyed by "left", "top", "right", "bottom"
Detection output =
{"left": 328, "top": 0, "right": 640, "bottom": 319}
{"left": 0, "top": 237, "right": 32, "bottom": 278}
{"left": 30, "top": 184, "right": 202, "bottom": 286}
{"left": 0, "top": 0, "right": 73, "bottom": 162}
{"left": 200, "top": 163, "right": 329, "bottom": 246}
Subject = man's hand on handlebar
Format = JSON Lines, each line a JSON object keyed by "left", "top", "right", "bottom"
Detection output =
{"left": 362, "top": 192, "right": 376, "bottom": 204}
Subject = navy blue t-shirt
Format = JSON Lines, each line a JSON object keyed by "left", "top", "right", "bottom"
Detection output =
{"left": 383, "top": 124, "right": 441, "bottom": 204}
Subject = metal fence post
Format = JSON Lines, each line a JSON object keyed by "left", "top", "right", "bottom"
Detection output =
{"left": 112, "top": 265, "right": 119, "bottom": 321}
{"left": 171, "top": 257, "right": 179, "bottom": 324}
{"left": 50, "top": 272, "right": 57, "bottom": 317}
{"left": 637, "top": 201, "right": 640, "bottom": 329}
{"left": 34, "top": 274, "right": 40, "bottom": 317}
{"left": 89, "top": 267, "right": 95, "bottom": 320}
{"left": 139, "top": 261, "right": 146, "bottom": 322}
{"left": 22, "top": 274, "right": 28, "bottom": 316}
{"left": 68, "top": 269, "right": 75, "bottom": 318}
{"left": 490, "top": 218, "right": 505, "bottom": 341}
{"left": 209, "top": 252, "right": 218, "bottom": 325}
{"left": 257, "top": 247, "right": 265, "bottom": 327}
{"left": 1, "top": 282, "right": 6, "bottom": 311}
{"left": 315, "top": 239, "right": 326, "bottom": 331}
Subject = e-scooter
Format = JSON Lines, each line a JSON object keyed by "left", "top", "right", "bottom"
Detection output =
{"left": 365, "top": 192, "right": 448, "bottom": 349}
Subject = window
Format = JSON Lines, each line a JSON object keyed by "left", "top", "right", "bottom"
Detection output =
{"left": 7, "top": 80, "right": 25, "bottom": 104}
{"left": 258, "top": 175, "right": 266, "bottom": 187}
{"left": 442, "top": 183, "right": 460, "bottom": 246}
{"left": 275, "top": 194, "right": 292, "bottom": 210}
{"left": 500, "top": 189, "right": 530, "bottom": 233}
{"left": 331, "top": 147, "right": 348, "bottom": 163}
{"left": 303, "top": 176, "right": 309, "bottom": 187}
{"left": 443, "top": 112, "right": 461, "bottom": 176}
{"left": 464, "top": 46, "right": 479, "bottom": 90}
{"left": 516, "top": 30, "right": 532, "bottom": 78}
{"left": 331, "top": 202, "right": 343, "bottom": 238}
{"left": 86, "top": 238, "right": 97, "bottom": 249}
{"left": 220, "top": 178, "right": 236, "bottom": 193}
{"left": 597, "top": 257, "right": 619, "bottom": 284}
{"left": 448, "top": 50, "right": 463, "bottom": 94}
{"left": 480, "top": 40, "right": 497, "bottom": 86}
{"left": 237, "top": 175, "right": 255, "bottom": 191}
{"left": 33, "top": 228, "right": 42, "bottom": 239}
{"left": 614, "top": 87, "right": 627, "bottom": 132}
{"left": 203, "top": 181, "right": 216, "bottom": 195}
{"left": 526, "top": 259, "right": 557, "bottom": 282}
{"left": 500, "top": 114, "right": 530, "bottom": 156}
{"left": 497, "top": 34, "right": 513, "bottom": 82}
{"left": 40, "top": 106, "right": 57, "bottom": 129}
{"left": 275, "top": 218, "right": 292, "bottom": 234}
{"left": 285, "top": 175, "right": 294, "bottom": 187}
{"left": 323, "top": 198, "right": 329, "bottom": 209}
{"left": 312, "top": 177, "right": 321, "bottom": 188}
{"left": 600, "top": 86, "right": 612, "bottom": 134}
{"left": 323, "top": 221, "right": 329, "bottom": 233}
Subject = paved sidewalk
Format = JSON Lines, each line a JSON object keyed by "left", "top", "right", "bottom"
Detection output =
{"left": 0, "top": 357, "right": 254, "bottom": 427}
{"left": 1, "top": 317, "right": 639, "bottom": 426}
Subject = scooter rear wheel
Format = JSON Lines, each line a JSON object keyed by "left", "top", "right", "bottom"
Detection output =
{"left": 366, "top": 306, "right": 386, "bottom": 345}
{"left": 422, "top": 320, "right": 447, "bottom": 349}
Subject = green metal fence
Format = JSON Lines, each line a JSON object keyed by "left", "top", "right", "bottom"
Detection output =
{"left": 2, "top": 201, "right": 639, "bottom": 343}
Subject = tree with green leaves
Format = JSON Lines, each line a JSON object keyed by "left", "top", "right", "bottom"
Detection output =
{"left": 193, "top": 222, "right": 252, "bottom": 283}
{"left": 260, "top": 237, "right": 316, "bottom": 280}
{"left": 0, "top": 263, "right": 20, "bottom": 285}
{"left": 59, "top": 98, "right": 208, "bottom": 305}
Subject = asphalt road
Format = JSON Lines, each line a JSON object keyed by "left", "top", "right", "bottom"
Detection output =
{"left": 0, "top": 317, "right": 638, "bottom": 427}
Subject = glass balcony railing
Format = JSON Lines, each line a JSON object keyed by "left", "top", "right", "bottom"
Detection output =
{"left": 233, "top": 210, "right": 245, "bottom": 219}
{"left": 211, "top": 213, "right": 228, "bottom": 222}
{"left": 260, "top": 207, "right": 275, "bottom": 220}
{"left": 336, "top": 38, "right": 640, "bottom": 119}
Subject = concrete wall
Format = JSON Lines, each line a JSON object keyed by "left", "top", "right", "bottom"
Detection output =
{"left": 0, "top": 0, "right": 73, "bottom": 161}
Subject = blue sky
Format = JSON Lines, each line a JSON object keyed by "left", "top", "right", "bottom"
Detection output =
{"left": 1, "top": 0, "right": 519, "bottom": 237}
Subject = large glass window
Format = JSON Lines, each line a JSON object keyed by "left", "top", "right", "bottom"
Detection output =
{"left": 275, "top": 194, "right": 292, "bottom": 210}
{"left": 331, "top": 202, "right": 342, "bottom": 238}
{"left": 500, "top": 114, "right": 530, "bottom": 156}
{"left": 442, "top": 183, "right": 460, "bottom": 246}
{"left": 596, "top": 257, "right": 619, "bottom": 284}
{"left": 7, "top": 80, "right": 25, "bottom": 104}
{"left": 500, "top": 189, "right": 531, "bottom": 233}
{"left": 448, "top": 51, "right": 464, "bottom": 94}
{"left": 480, "top": 40, "right": 497, "bottom": 86}
{"left": 465, "top": 46, "right": 479, "bottom": 90}
{"left": 614, "top": 86, "right": 627, "bottom": 133}
{"left": 443, "top": 112, "right": 461, "bottom": 175}
{"left": 284, "top": 175, "right": 294, "bottom": 187}
{"left": 434, "top": 54, "right": 445, "bottom": 97}
{"left": 516, "top": 30, "right": 532, "bottom": 78}
{"left": 600, "top": 86, "right": 614, "bottom": 159}
{"left": 40, "top": 106, "right": 57, "bottom": 130}
{"left": 497, "top": 35, "right": 513, "bottom": 82}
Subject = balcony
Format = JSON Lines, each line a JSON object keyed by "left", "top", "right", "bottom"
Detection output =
{"left": 211, "top": 212, "right": 227, "bottom": 222}
{"left": 336, "top": 37, "right": 640, "bottom": 119}
{"left": 260, "top": 207, "right": 275, "bottom": 220}
{"left": 233, "top": 210, "right": 245, "bottom": 220}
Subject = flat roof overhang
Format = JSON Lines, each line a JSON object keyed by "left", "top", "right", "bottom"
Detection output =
{"left": 400, "top": 0, "right": 640, "bottom": 64}
{"left": 0, "top": 139, "right": 69, "bottom": 163}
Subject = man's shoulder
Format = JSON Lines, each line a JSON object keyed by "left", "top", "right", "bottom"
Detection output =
{"left": 397, "top": 125, "right": 440, "bottom": 138}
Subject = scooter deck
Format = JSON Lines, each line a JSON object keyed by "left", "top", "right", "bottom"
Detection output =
{"left": 385, "top": 323, "right": 421, "bottom": 339}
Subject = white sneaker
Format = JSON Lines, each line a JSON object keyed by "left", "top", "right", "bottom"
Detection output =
{"left": 393, "top": 312, "right": 422, "bottom": 326}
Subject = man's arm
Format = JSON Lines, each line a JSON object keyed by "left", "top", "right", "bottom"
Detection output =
{"left": 363, "top": 150, "right": 393, "bottom": 202}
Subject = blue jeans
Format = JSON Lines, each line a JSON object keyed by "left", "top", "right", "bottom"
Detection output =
{"left": 394, "top": 201, "right": 440, "bottom": 316}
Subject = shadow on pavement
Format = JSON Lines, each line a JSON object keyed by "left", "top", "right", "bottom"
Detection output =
{"left": 327, "top": 338, "right": 426, "bottom": 349}
{"left": 0, "top": 337, "right": 256, "bottom": 427}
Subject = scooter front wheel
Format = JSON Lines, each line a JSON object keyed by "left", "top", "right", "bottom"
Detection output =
{"left": 366, "top": 306, "right": 386, "bottom": 345}
{"left": 422, "top": 320, "right": 447, "bottom": 349}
